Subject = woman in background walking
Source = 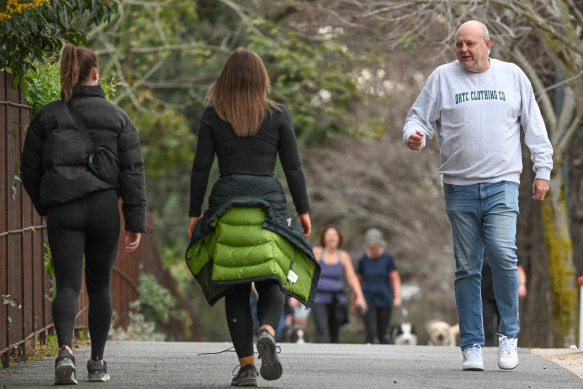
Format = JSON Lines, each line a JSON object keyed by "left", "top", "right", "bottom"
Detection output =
{"left": 312, "top": 226, "right": 367, "bottom": 343}
{"left": 21, "top": 44, "right": 146, "bottom": 385}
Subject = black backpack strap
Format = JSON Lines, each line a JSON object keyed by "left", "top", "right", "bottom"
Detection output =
{"left": 64, "top": 100, "right": 95, "bottom": 154}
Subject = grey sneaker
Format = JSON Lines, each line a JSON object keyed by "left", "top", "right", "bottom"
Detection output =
{"left": 498, "top": 335, "right": 519, "bottom": 370}
{"left": 462, "top": 344, "right": 484, "bottom": 371}
{"left": 87, "top": 359, "right": 110, "bottom": 382}
{"left": 231, "top": 364, "right": 258, "bottom": 387}
{"left": 256, "top": 329, "right": 283, "bottom": 380}
{"left": 55, "top": 347, "right": 77, "bottom": 385}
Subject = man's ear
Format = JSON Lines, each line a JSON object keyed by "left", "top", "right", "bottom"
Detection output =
{"left": 92, "top": 66, "right": 99, "bottom": 81}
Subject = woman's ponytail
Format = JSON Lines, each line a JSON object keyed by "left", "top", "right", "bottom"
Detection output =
{"left": 60, "top": 44, "right": 80, "bottom": 102}
{"left": 60, "top": 44, "right": 98, "bottom": 102}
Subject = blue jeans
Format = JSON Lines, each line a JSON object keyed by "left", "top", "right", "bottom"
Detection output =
{"left": 443, "top": 181, "right": 520, "bottom": 349}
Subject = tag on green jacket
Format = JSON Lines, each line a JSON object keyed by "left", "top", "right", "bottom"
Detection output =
{"left": 287, "top": 269, "right": 299, "bottom": 283}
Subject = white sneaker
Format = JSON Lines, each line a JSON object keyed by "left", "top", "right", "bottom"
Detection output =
{"left": 462, "top": 344, "right": 484, "bottom": 371}
{"left": 498, "top": 335, "right": 519, "bottom": 370}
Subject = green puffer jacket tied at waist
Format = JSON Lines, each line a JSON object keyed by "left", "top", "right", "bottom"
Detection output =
{"left": 185, "top": 175, "right": 320, "bottom": 308}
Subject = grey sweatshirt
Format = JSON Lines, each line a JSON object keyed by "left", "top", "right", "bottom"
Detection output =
{"left": 403, "top": 59, "right": 553, "bottom": 185}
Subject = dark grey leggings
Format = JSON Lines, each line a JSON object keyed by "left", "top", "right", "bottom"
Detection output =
{"left": 225, "top": 280, "right": 284, "bottom": 358}
{"left": 47, "top": 189, "right": 119, "bottom": 360}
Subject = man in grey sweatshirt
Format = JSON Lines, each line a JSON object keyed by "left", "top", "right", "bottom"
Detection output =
{"left": 403, "top": 20, "right": 553, "bottom": 371}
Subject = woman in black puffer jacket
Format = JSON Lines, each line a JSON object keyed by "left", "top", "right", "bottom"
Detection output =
{"left": 21, "top": 44, "right": 146, "bottom": 385}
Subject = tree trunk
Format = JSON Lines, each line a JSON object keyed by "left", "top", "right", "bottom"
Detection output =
{"left": 542, "top": 167, "right": 577, "bottom": 346}
{"left": 569, "top": 131, "right": 583, "bottom": 277}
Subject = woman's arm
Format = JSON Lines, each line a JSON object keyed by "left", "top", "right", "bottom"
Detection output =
{"left": 340, "top": 251, "right": 367, "bottom": 311}
{"left": 117, "top": 113, "right": 147, "bottom": 233}
{"left": 389, "top": 270, "right": 402, "bottom": 307}
{"left": 312, "top": 246, "right": 322, "bottom": 261}
{"left": 189, "top": 113, "right": 215, "bottom": 217}
{"left": 277, "top": 107, "right": 310, "bottom": 214}
{"left": 21, "top": 116, "right": 47, "bottom": 216}
{"left": 518, "top": 264, "right": 527, "bottom": 298}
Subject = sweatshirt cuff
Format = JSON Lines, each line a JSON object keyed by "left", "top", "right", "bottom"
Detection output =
{"left": 534, "top": 167, "right": 551, "bottom": 181}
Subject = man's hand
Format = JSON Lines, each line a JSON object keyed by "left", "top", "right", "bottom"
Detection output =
{"left": 407, "top": 130, "right": 425, "bottom": 150}
{"left": 125, "top": 231, "right": 141, "bottom": 252}
{"left": 532, "top": 179, "right": 550, "bottom": 201}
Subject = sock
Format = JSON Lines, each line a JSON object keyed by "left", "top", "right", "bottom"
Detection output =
{"left": 239, "top": 355, "right": 255, "bottom": 367}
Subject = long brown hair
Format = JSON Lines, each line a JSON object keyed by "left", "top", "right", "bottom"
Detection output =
{"left": 60, "top": 44, "right": 98, "bottom": 102}
{"left": 205, "top": 47, "right": 277, "bottom": 136}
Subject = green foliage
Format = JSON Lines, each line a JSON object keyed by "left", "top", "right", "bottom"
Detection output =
{"left": 134, "top": 271, "right": 193, "bottom": 340}
{"left": 1, "top": 0, "right": 119, "bottom": 87}
{"left": 109, "top": 300, "right": 166, "bottom": 341}
{"left": 123, "top": 104, "right": 195, "bottom": 178}
{"left": 138, "top": 273, "right": 176, "bottom": 324}
{"left": 10, "top": 160, "right": 21, "bottom": 199}
{"left": 22, "top": 56, "right": 61, "bottom": 112}
{"left": 22, "top": 54, "right": 122, "bottom": 112}
{"left": 43, "top": 243, "right": 55, "bottom": 303}
{"left": 248, "top": 18, "right": 368, "bottom": 143}
{"left": 166, "top": 257, "right": 230, "bottom": 341}
{"left": 26, "top": 334, "right": 59, "bottom": 362}
{"left": 2, "top": 294, "right": 21, "bottom": 330}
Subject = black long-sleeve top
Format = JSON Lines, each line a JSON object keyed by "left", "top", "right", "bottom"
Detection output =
{"left": 189, "top": 104, "right": 310, "bottom": 217}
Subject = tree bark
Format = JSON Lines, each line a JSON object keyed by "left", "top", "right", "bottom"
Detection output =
{"left": 542, "top": 165, "right": 577, "bottom": 345}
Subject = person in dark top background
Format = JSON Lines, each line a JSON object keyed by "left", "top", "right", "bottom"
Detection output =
{"left": 482, "top": 257, "right": 527, "bottom": 346}
{"left": 186, "top": 47, "right": 313, "bottom": 387}
{"left": 21, "top": 44, "right": 146, "bottom": 385}
{"left": 357, "top": 228, "right": 402, "bottom": 344}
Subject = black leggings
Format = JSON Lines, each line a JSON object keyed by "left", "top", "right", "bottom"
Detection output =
{"left": 47, "top": 189, "right": 120, "bottom": 360}
{"left": 312, "top": 303, "right": 341, "bottom": 343}
{"left": 363, "top": 305, "right": 392, "bottom": 344}
{"left": 225, "top": 280, "right": 284, "bottom": 358}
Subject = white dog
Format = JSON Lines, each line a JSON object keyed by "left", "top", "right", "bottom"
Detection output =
{"left": 388, "top": 322, "right": 418, "bottom": 345}
{"left": 279, "top": 324, "right": 310, "bottom": 344}
{"left": 427, "top": 320, "right": 459, "bottom": 346}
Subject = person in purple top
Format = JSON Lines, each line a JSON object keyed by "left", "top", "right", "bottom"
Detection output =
{"left": 357, "top": 228, "right": 402, "bottom": 344}
{"left": 312, "top": 226, "right": 367, "bottom": 343}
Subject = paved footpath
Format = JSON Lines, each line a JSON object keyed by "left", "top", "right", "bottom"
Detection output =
{"left": 1, "top": 341, "right": 582, "bottom": 388}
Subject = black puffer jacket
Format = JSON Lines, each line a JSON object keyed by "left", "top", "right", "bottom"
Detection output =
{"left": 21, "top": 85, "right": 146, "bottom": 232}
